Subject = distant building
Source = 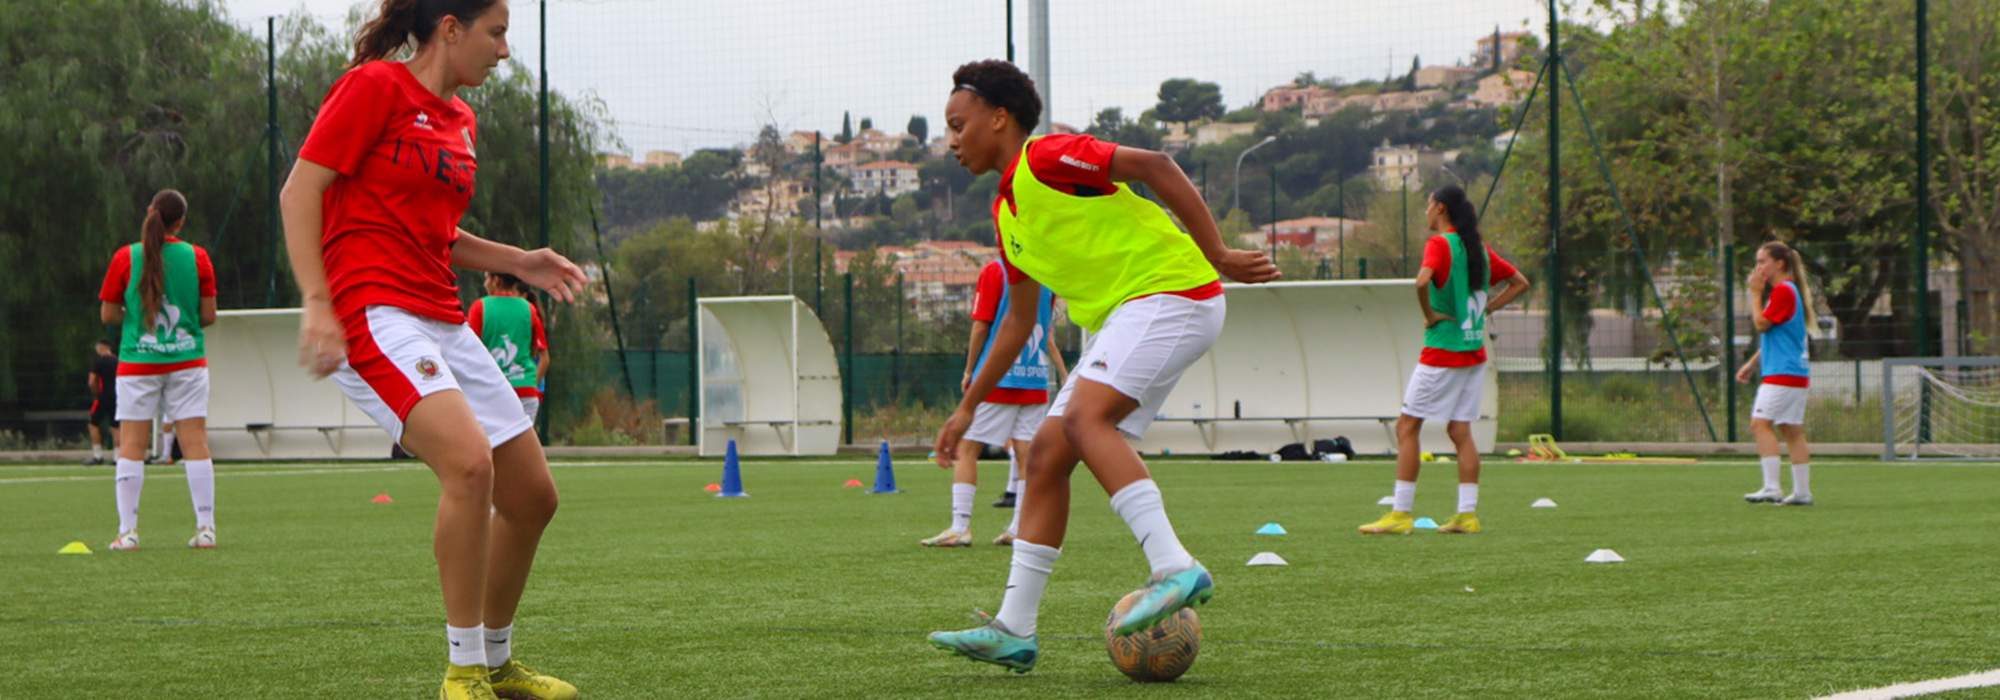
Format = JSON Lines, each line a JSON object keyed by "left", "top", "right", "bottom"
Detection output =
{"left": 598, "top": 153, "right": 636, "bottom": 170}
{"left": 785, "top": 131, "right": 825, "bottom": 155}
{"left": 1472, "top": 70, "right": 1538, "bottom": 107}
{"left": 1371, "top": 141, "right": 1445, "bottom": 189}
{"left": 825, "top": 142, "right": 870, "bottom": 170}
{"left": 1258, "top": 216, "right": 1369, "bottom": 250}
{"left": 730, "top": 179, "right": 811, "bottom": 221}
{"left": 1194, "top": 121, "right": 1259, "bottom": 146}
{"left": 1475, "top": 31, "right": 1535, "bottom": 69}
{"left": 1304, "top": 90, "right": 1448, "bottom": 118}
{"left": 644, "top": 150, "right": 682, "bottom": 168}
{"left": 1261, "top": 85, "right": 1337, "bottom": 112}
{"left": 850, "top": 161, "right": 920, "bottom": 197}
{"left": 855, "top": 128, "right": 908, "bottom": 156}
{"left": 1415, "top": 65, "right": 1479, "bottom": 89}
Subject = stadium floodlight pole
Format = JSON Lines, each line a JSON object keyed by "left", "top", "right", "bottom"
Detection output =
{"left": 266, "top": 17, "right": 280, "bottom": 306}
{"left": 1027, "top": 0, "right": 1049, "bottom": 135}
{"left": 1005, "top": 0, "right": 1014, "bottom": 62}
{"left": 538, "top": 0, "right": 549, "bottom": 254}
{"left": 1232, "top": 135, "right": 1277, "bottom": 215}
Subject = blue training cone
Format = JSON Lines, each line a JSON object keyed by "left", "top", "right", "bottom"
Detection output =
{"left": 717, "top": 440, "right": 749, "bottom": 497}
{"left": 869, "top": 441, "right": 902, "bottom": 494}
{"left": 1255, "top": 522, "right": 1288, "bottom": 535}
{"left": 1412, "top": 517, "right": 1440, "bottom": 530}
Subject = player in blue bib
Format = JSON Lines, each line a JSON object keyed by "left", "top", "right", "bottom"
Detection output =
{"left": 1736, "top": 241, "right": 1816, "bottom": 506}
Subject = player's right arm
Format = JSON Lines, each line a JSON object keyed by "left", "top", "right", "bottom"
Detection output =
{"left": 937, "top": 277, "right": 1040, "bottom": 466}
{"left": 88, "top": 372, "right": 101, "bottom": 395}
{"left": 279, "top": 159, "right": 347, "bottom": 379}
{"left": 1106, "top": 145, "right": 1277, "bottom": 284}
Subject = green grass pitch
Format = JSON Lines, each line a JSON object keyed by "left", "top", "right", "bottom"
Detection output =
{"left": 4, "top": 456, "right": 1997, "bottom": 698}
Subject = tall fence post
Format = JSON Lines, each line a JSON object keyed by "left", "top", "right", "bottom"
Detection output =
{"left": 1545, "top": 0, "right": 1564, "bottom": 441}
{"left": 1914, "top": 0, "right": 1933, "bottom": 357}
{"left": 843, "top": 273, "right": 856, "bottom": 445}
{"left": 265, "top": 18, "right": 281, "bottom": 306}
{"left": 1724, "top": 252, "right": 1737, "bottom": 442}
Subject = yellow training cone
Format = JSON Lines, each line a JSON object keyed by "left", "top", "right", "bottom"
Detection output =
{"left": 58, "top": 541, "right": 92, "bottom": 554}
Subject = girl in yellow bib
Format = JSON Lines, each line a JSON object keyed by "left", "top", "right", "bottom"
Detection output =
{"left": 927, "top": 60, "right": 1279, "bottom": 673}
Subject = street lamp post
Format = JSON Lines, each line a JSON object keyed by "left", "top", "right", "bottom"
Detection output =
{"left": 1231, "top": 135, "right": 1278, "bottom": 216}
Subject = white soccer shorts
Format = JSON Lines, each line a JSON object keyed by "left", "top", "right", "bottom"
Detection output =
{"left": 1049, "top": 293, "right": 1225, "bottom": 439}
{"left": 1751, "top": 383, "right": 1808, "bottom": 426}
{"left": 1401, "top": 363, "right": 1487, "bottom": 424}
{"left": 331, "top": 305, "right": 532, "bottom": 449}
{"left": 966, "top": 400, "right": 1048, "bottom": 446}
{"left": 115, "top": 367, "right": 210, "bottom": 422}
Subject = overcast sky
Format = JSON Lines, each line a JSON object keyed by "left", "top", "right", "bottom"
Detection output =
{"left": 220, "top": 0, "right": 1549, "bottom": 155}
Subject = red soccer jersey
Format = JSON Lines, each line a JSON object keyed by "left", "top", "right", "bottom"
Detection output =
{"left": 467, "top": 297, "right": 548, "bottom": 351}
{"left": 1760, "top": 281, "right": 1808, "bottom": 387}
{"left": 99, "top": 238, "right": 217, "bottom": 303}
{"left": 992, "top": 134, "right": 1223, "bottom": 301}
{"left": 298, "top": 60, "right": 479, "bottom": 324}
{"left": 1418, "top": 233, "right": 1519, "bottom": 368}
{"left": 970, "top": 261, "right": 1044, "bottom": 404}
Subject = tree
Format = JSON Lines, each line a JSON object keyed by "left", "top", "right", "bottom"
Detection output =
{"left": 1086, "top": 108, "right": 1164, "bottom": 151}
{"left": 1154, "top": 78, "right": 1225, "bottom": 126}
{"left": 859, "top": 117, "right": 873, "bottom": 132}
{"left": 907, "top": 115, "right": 929, "bottom": 145}
{"left": 1932, "top": 0, "right": 2000, "bottom": 353}
{"left": 1402, "top": 56, "right": 1421, "bottom": 91}
{"left": 838, "top": 111, "right": 853, "bottom": 144}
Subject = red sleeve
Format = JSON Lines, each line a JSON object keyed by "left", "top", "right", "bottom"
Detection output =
{"left": 297, "top": 64, "right": 393, "bottom": 176}
{"left": 1421, "top": 236, "right": 1452, "bottom": 288}
{"left": 467, "top": 298, "right": 484, "bottom": 335}
{"left": 531, "top": 304, "right": 547, "bottom": 351}
{"left": 1024, "top": 134, "right": 1119, "bottom": 195}
{"left": 971, "top": 263, "right": 1004, "bottom": 322}
{"left": 193, "top": 245, "right": 216, "bottom": 297}
{"left": 99, "top": 247, "right": 131, "bottom": 303}
{"left": 1486, "top": 247, "right": 1518, "bottom": 286}
{"left": 1763, "top": 282, "right": 1797, "bottom": 324}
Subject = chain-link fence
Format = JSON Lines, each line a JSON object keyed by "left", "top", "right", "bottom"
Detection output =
{"left": 7, "top": 0, "right": 1997, "bottom": 451}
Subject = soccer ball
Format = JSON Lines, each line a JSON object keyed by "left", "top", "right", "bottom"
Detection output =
{"left": 1104, "top": 589, "right": 1201, "bottom": 682}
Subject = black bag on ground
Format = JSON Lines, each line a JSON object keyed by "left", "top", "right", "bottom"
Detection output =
{"left": 1214, "top": 449, "right": 1263, "bottom": 461}
{"left": 1314, "top": 437, "right": 1356, "bottom": 460}
{"left": 1276, "top": 442, "right": 1316, "bottom": 461}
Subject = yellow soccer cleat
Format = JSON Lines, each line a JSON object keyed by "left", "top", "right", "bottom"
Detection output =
{"left": 1437, "top": 512, "right": 1482, "bottom": 534}
{"left": 440, "top": 663, "right": 498, "bottom": 700}
{"left": 920, "top": 529, "right": 972, "bottom": 547}
{"left": 488, "top": 659, "right": 579, "bottom": 700}
{"left": 1358, "top": 511, "right": 1415, "bottom": 535}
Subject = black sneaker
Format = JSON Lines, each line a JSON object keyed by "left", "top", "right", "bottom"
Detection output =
{"left": 990, "top": 492, "right": 1017, "bottom": 508}
{"left": 83, "top": 456, "right": 106, "bottom": 466}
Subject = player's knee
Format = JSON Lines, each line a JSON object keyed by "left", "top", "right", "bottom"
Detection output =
{"left": 1396, "top": 417, "right": 1423, "bottom": 440}
{"left": 1445, "top": 422, "right": 1473, "bottom": 442}
{"left": 433, "top": 451, "right": 494, "bottom": 494}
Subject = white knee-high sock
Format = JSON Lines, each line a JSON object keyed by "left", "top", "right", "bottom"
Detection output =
{"left": 447, "top": 625, "right": 486, "bottom": 667}
{"left": 994, "top": 541, "right": 1059, "bottom": 637}
{"left": 1457, "top": 482, "right": 1479, "bottom": 513}
{"left": 115, "top": 458, "right": 144, "bottom": 533}
{"left": 950, "top": 483, "right": 975, "bottom": 533}
{"left": 1393, "top": 480, "right": 1417, "bottom": 513}
{"left": 1108, "top": 479, "right": 1196, "bottom": 576}
{"left": 1005, "top": 481, "right": 1025, "bottom": 536}
{"left": 485, "top": 624, "right": 513, "bottom": 667}
{"left": 1790, "top": 463, "right": 1812, "bottom": 498}
{"left": 1760, "top": 456, "right": 1782, "bottom": 492}
{"left": 184, "top": 459, "right": 215, "bottom": 528}
{"left": 1005, "top": 448, "right": 1021, "bottom": 495}
{"left": 159, "top": 432, "right": 176, "bottom": 461}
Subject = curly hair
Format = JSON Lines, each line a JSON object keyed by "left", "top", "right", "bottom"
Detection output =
{"left": 952, "top": 60, "right": 1041, "bottom": 132}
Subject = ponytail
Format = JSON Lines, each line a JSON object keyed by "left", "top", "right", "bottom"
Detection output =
{"left": 1759, "top": 241, "right": 1818, "bottom": 329}
{"left": 349, "top": 0, "right": 500, "bottom": 69}
{"left": 139, "top": 190, "right": 188, "bottom": 326}
{"left": 1431, "top": 184, "right": 1488, "bottom": 290}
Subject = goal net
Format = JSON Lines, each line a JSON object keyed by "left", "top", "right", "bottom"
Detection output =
{"left": 1883, "top": 357, "right": 2000, "bottom": 460}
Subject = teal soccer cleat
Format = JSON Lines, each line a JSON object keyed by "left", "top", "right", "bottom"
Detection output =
{"left": 1111, "top": 562, "right": 1215, "bottom": 637}
{"left": 927, "top": 611, "right": 1039, "bottom": 673}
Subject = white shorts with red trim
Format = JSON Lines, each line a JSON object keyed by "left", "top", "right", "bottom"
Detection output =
{"left": 966, "top": 400, "right": 1047, "bottom": 446}
{"left": 1752, "top": 383, "right": 1807, "bottom": 426}
{"left": 115, "top": 368, "right": 209, "bottom": 422}
{"left": 331, "top": 306, "right": 532, "bottom": 449}
{"left": 1402, "top": 363, "right": 1486, "bottom": 424}
{"left": 1049, "top": 293, "right": 1225, "bottom": 439}
{"left": 520, "top": 397, "right": 541, "bottom": 423}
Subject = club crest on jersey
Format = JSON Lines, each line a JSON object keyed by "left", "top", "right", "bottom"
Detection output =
{"left": 1089, "top": 357, "right": 1109, "bottom": 371}
{"left": 461, "top": 128, "right": 476, "bottom": 157}
{"left": 415, "top": 358, "right": 441, "bottom": 380}
{"left": 413, "top": 112, "right": 434, "bottom": 130}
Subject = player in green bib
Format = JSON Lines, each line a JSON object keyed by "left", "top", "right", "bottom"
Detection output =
{"left": 927, "top": 60, "right": 1279, "bottom": 674}
{"left": 95, "top": 189, "right": 221, "bottom": 551}
{"left": 469, "top": 273, "right": 550, "bottom": 422}
{"left": 1359, "top": 185, "right": 1530, "bottom": 536}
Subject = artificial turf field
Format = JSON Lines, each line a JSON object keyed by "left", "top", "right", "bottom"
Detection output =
{"left": 5, "top": 455, "right": 1999, "bottom": 699}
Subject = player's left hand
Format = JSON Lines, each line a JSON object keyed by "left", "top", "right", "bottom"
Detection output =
{"left": 518, "top": 249, "right": 589, "bottom": 303}
{"left": 934, "top": 408, "right": 975, "bottom": 469}
{"left": 1214, "top": 249, "right": 1281, "bottom": 284}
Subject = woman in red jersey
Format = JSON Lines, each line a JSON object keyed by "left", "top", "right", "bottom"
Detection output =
{"left": 278, "top": 2, "right": 584, "bottom": 699}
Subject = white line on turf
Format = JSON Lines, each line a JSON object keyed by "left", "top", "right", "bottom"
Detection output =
{"left": 1813, "top": 669, "right": 2000, "bottom": 699}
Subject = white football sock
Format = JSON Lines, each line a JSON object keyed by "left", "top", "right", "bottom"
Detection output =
{"left": 1457, "top": 482, "right": 1479, "bottom": 513}
{"left": 160, "top": 432, "right": 176, "bottom": 461}
{"left": 994, "top": 541, "right": 1058, "bottom": 637}
{"left": 92, "top": 444, "right": 104, "bottom": 459}
{"left": 1393, "top": 480, "right": 1416, "bottom": 513}
{"left": 950, "top": 482, "right": 975, "bottom": 533}
{"left": 1108, "top": 479, "right": 1195, "bottom": 576}
{"left": 1790, "top": 463, "right": 1811, "bottom": 498}
{"left": 1004, "top": 447, "right": 1020, "bottom": 493}
{"left": 1005, "top": 482, "right": 1025, "bottom": 536}
{"left": 447, "top": 625, "right": 486, "bottom": 667}
{"left": 484, "top": 624, "right": 513, "bottom": 667}
{"left": 1760, "top": 456, "right": 1782, "bottom": 492}
{"left": 115, "top": 458, "right": 144, "bottom": 533}
{"left": 184, "top": 459, "right": 215, "bottom": 528}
